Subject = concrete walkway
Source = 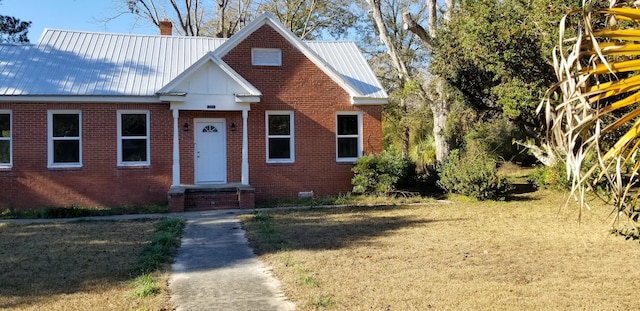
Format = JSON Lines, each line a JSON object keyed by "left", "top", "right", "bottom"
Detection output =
{"left": 170, "top": 210, "right": 295, "bottom": 311}
{"left": 1, "top": 210, "right": 296, "bottom": 311}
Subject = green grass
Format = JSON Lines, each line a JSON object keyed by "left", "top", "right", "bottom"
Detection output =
{"left": 129, "top": 274, "right": 161, "bottom": 298}
{"left": 252, "top": 212, "right": 287, "bottom": 250}
{"left": 133, "top": 218, "right": 186, "bottom": 275}
{"left": 0, "top": 204, "right": 170, "bottom": 219}
{"left": 128, "top": 218, "right": 185, "bottom": 299}
{"left": 310, "top": 296, "right": 335, "bottom": 308}
{"left": 301, "top": 275, "right": 321, "bottom": 287}
{"left": 255, "top": 193, "right": 434, "bottom": 208}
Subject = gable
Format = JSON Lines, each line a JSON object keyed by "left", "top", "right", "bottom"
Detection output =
{"left": 158, "top": 54, "right": 261, "bottom": 110}
{"left": 213, "top": 13, "right": 387, "bottom": 104}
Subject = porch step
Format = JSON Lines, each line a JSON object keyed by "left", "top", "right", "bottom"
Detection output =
{"left": 184, "top": 189, "right": 239, "bottom": 211}
{"left": 168, "top": 184, "right": 255, "bottom": 212}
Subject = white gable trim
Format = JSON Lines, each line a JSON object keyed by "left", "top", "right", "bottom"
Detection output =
{"left": 352, "top": 97, "right": 389, "bottom": 105}
{"left": 157, "top": 52, "right": 261, "bottom": 99}
{"left": 213, "top": 13, "right": 365, "bottom": 101}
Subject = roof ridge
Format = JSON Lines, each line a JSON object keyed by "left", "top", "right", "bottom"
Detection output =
{"left": 40, "top": 28, "right": 228, "bottom": 41}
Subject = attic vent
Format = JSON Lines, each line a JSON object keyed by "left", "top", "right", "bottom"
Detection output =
{"left": 252, "top": 48, "right": 282, "bottom": 66}
{"left": 202, "top": 125, "right": 218, "bottom": 133}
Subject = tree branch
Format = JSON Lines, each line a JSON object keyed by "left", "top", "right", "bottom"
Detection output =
{"left": 402, "top": 12, "right": 433, "bottom": 50}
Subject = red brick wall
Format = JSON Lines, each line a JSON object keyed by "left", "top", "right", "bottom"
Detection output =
{"left": 0, "top": 24, "right": 384, "bottom": 209}
{"left": 222, "top": 25, "right": 383, "bottom": 200}
{"left": 0, "top": 102, "right": 173, "bottom": 209}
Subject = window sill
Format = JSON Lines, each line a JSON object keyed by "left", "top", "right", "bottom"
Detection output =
{"left": 117, "top": 164, "right": 150, "bottom": 169}
{"left": 266, "top": 161, "right": 295, "bottom": 165}
{"left": 336, "top": 159, "right": 357, "bottom": 164}
{"left": 48, "top": 165, "right": 83, "bottom": 170}
{"left": 0, "top": 165, "right": 12, "bottom": 171}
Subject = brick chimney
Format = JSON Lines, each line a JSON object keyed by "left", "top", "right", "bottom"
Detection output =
{"left": 159, "top": 19, "right": 172, "bottom": 36}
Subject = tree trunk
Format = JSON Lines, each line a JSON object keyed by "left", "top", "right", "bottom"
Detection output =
{"left": 430, "top": 82, "right": 450, "bottom": 163}
{"left": 401, "top": 97, "right": 410, "bottom": 158}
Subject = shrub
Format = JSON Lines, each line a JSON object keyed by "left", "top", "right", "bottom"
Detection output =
{"left": 437, "top": 149, "right": 510, "bottom": 200}
{"left": 352, "top": 150, "right": 415, "bottom": 195}
{"left": 528, "top": 163, "right": 570, "bottom": 190}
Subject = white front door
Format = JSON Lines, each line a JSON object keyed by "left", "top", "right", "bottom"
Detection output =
{"left": 194, "top": 119, "right": 226, "bottom": 184}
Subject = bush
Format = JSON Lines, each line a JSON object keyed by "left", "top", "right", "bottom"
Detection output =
{"left": 528, "top": 163, "right": 570, "bottom": 190}
{"left": 437, "top": 149, "right": 510, "bottom": 200}
{"left": 352, "top": 150, "right": 415, "bottom": 195}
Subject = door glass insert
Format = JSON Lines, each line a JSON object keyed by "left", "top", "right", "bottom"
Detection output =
{"left": 203, "top": 125, "right": 218, "bottom": 133}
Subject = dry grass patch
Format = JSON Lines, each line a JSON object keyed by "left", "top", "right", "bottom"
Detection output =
{"left": 0, "top": 220, "right": 174, "bottom": 311}
{"left": 241, "top": 190, "right": 640, "bottom": 310}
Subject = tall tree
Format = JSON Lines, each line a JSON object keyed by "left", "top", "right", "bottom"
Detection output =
{"left": 256, "top": 0, "right": 358, "bottom": 39}
{"left": 367, "top": 0, "right": 453, "bottom": 162}
{"left": 122, "top": 0, "right": 358, "bottom": 39}
{"left": 127, "top": 0, "right": 208, "bottom": 36}
{"left": 431, "top": 0, "right": 578, "bottom": 163}
{"left": 0, "top": 0, "right": 31, "bottom": 43}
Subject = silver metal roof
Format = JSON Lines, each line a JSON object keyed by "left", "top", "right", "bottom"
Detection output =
{"left": 305, "top": 41, "right": 387, "bottom": 99}
{"left": 0, "top": 28, "right": 387, "bottom": 101}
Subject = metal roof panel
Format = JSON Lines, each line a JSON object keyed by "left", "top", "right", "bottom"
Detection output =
{"left": 0, "top": 26, "right": 386, "bottom": 102}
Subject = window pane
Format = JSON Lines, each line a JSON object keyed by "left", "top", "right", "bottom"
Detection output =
{"left": 337, "top": 115, "right": 358, "bottom": 135}
{"left": 53, "top": 140, "right": 80, "bottom": 163}
{"left": 122, "top": 139, "right": 147, "bottom": 162}
{"left": 337, "top": 137, "right": 358, "bottom": 158}
{"left": 0, "top": 114, "right": 9, "bottom": 137}
{"left": 268, "top": 138, "right": 291, "bottom": 159}
{"left": 122, "top": 114, "right": 147, "bottom": 136}
{"left": 268, "top": 115, "right": 290, "bottom": 135}
{"left": 0, "top": 141, "right": 9, "bottom": 164}
{"left": 53, "top": 114, "right": 79, "bottom": 137}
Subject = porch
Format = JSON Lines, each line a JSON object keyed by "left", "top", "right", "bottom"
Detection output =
{"left": 168, "top": 183, "right": 255, "bottom": 212}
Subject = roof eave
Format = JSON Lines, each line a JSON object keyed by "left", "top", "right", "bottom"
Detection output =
{"left": 0, "top": 95, "right": 161, "bottom": 103}
{"left": 352, "top": 97, "right": 389, "bottom": 105}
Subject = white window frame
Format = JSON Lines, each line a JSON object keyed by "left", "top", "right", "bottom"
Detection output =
{"left": 117, "top": 110, "right": 150, "bottom": 167}
{"left": 336, "top": 112, "right": 362, "bottom": 163}
{"left": 265, "top": 111, "right": 294, "bottom": 163}
{"left": 252, "top": 48, "right": 282, "bottom": 66}
{"left": 0, "top": 110, "right": 12, "bottom": 168}
{"left": 48, "top": 110, "right": 82, "bottom": 168}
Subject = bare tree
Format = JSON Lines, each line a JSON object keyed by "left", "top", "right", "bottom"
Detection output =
{"left": 127, "top": 0, "right": 207, "bottom": 36}
{"left": 120, "top": 0, "right": 355, "bottom": 39}
{"left": 367, "top": 0, "right": 453, "bottom": 162}
{"left": 256, "top": 0, "right": 358, "bottom": 39}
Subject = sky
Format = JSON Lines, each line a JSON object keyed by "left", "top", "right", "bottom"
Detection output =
{"left": 1, "top": 0, "right": 160, "bottom": 43}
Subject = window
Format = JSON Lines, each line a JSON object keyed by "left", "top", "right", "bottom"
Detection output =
{"left": 336, "top": 113, "right": 361, "bottom": 162}
{"left": 48, "top": 111, "right": 82, "bottom": 167}
{"left": 266, "top": 111, "right": 294, "bottom": 163}
{"left": 118, "top": 111, "right": 150, "bottom": 166}
{"left": 252, "top": 48, "right": 282, "bottom": 66}
{"left": 0, "top": 111, "right": 11, "bottom": 167}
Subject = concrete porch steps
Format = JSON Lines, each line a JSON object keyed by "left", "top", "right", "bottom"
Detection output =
{"left": 168, "top": 184, "right": 255, "bottom": 212}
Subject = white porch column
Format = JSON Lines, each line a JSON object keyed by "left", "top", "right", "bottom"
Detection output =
{"left": 171, "top": 109, "right": 181, "bottom": 186}
{"left": 241, "top": 109, "right": 249, "bottom": 185}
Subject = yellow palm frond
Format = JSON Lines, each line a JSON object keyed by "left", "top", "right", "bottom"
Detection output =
{"left": 543, "top": 1, "right": 640, "bottom": 227}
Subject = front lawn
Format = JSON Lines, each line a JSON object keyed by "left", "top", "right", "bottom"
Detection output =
{"left": 0, "top": 219, "right": 178, "bottom": 310}
{"left": 240, "top": 190, "right": 640, "bottom": 310}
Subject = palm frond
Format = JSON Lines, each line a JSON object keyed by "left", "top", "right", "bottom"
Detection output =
{"left": 543, "top": 0, "right": 640, "bottom": 226}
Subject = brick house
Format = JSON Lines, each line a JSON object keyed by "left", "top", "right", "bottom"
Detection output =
{"left": 0, "top": 13, "right": 388, "bottom": 211}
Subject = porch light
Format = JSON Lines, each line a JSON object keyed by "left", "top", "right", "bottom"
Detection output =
{"left": 230, "top": 122, "right": 236, "bottom": 131}
{"left": 183, "top": 122, "right": 189, "bottom": 131}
